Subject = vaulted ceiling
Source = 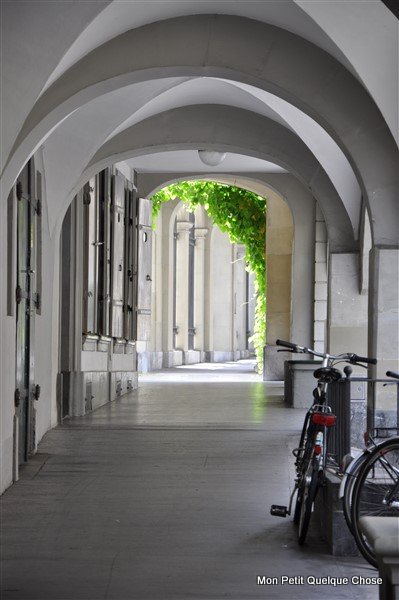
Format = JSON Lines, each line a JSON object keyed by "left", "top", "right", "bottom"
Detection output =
{"left": 1, "top": 1, "right": 397, "bottom": 245}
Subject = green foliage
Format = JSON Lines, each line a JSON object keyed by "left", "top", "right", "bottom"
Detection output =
{"left": 152, "top": 181, "right": 267, "bottom": 372}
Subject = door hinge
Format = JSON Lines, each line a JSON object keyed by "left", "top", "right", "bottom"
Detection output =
{"left": 35, "top": 198, "right": 41, "bottom": 216}
{"left": 16, "top": 285, "right": 22, "bottom": 304}
{"left": 83, "top": 189, "right": 91, "bottom": 205}
{"left": 14, "top": 388, "right": 21, "bottom": 407}
{"left": 33, "top": 384, "right": 41, "bottom": 401}
{"left": 35, "top": 292, "right": 41, "bottom": 311}
{"left": 16, "top": 182, "right": 23, "bottom": 201}
{"left": 16, "top": 285, "right": 31, "bottom": 304}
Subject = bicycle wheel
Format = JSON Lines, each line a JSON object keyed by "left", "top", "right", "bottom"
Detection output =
{"left": 351, "top": 438, "right": 399, "bottom": 567}
{"left": 342, "top": 452, "right": 368, "bottom": 534}
{"left": 293, "top": 489, "right": 302, "bottom": 525}
{"left": 298, "top": 458, "right": 320, "bottom": 545}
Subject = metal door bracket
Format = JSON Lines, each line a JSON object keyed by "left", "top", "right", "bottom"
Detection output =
{"left": 35, "top": 293, "right": 41, "bottom": 311}
{"left": 14, "top": 388, "right": 21, "bottom": 407}
{"left": 16, "top": 182, "right": 23, "bottom": 200}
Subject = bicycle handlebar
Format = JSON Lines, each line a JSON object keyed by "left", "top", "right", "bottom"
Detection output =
{"left": 275, "top": 339, "right": 298, "bottom": 351}
{"left": 386, "top": 370, "right": 399, "bottom": 379}
{"left": 275, "top": 339, "right": 377, "bottom": 365}
{"left": 349, "top": 354, "right": 377, "bottom": 365}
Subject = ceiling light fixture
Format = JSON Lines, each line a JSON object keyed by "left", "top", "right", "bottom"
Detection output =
{"left": 198, "top": 150, "right": 227, "bottom": 167}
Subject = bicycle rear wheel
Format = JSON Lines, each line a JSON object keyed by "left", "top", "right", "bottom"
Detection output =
{"left": 298, "top": 459, "right": 319, "bottom": 545}
{"left": 351, "top": 438, "right": 399, "bottom": 567}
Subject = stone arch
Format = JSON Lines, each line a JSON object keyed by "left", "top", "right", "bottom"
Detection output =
{"left": 140, "top": 170, "right": 318, "bottom": 378}
{"left": 2, "top": 15, "right": 396, "bottom": 246}
{"left": 74, "top": 105, "right": 355, "bottom": 252}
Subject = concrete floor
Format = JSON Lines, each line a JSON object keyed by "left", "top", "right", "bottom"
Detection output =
{"left": 1, "top": 361, "right": 379, "bottom": 600}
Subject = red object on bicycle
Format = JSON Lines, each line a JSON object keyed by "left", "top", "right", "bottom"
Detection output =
{"left": 311, "top": 413, "right": 337, "bottom": 427}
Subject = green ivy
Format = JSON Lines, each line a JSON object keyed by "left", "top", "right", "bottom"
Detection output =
{"left": 151, "top": 181, "right": 267, "bottom": 373}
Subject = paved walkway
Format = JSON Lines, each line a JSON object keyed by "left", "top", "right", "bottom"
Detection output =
{"left": 1, "top": 361, "right": 379, "bottom": 600}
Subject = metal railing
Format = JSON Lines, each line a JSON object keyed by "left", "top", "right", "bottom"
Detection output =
{"left": 327, "top": 376, "right": 399, "bottom": 466}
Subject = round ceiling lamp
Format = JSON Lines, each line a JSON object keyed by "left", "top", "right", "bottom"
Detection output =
{"left": 198, "top": 150, "right": 227, "bottom": 167}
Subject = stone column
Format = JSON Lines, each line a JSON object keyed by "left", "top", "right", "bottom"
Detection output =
{"left": 204, "top": 224, "right": 214, "bottom": 358}
{"left": 314, "top": 206, "right": 328, "bottom": 353}
{"left": 175, "top": 220, "right": 193, "bottom": 351}
{"left": 263, "top": 193, "right": 293, "bottom": 380}
{"left": 368, "top": 247, "right": 399, "bottom": 428}
{"left": 193, "top": 227, "right": 208, "bottom": 356}
{"left": 160, "top": 200, "right": 178, "bottom": 361}
{"left": 233, "top": 244, "right": 247, "bottom": 359}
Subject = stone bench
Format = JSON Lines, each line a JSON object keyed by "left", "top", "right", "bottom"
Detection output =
{"left": 359, "top": 517, "right": 399, "bottom": 600}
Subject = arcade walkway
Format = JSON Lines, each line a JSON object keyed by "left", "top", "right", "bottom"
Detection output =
{"left": 1, "top": 361, "right": 379, "bottom": 600}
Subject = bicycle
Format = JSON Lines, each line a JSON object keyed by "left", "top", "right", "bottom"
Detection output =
{"left": 270, "top": 339, "right": 377, "bottom": 545}
{"left": 342, "top": 370, "right": 399, "bottom": 567}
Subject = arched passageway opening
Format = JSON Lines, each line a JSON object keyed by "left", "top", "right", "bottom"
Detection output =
{"left": 149, "top": 180, "right": 267, "bottom": 371}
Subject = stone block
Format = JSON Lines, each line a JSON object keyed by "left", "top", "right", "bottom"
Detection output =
{"left": 314, "top": 300, "right": 327, "bottom": 320}
{"left": 314, "top": 471, "right": 359, "bottom": 556}
{"left": 315, "top": 261, "right": 328, "bottom": 282}
{"left": 183, "top": 350, "right": 201, "bottom": 365}
{"left": 315, "top": 242, "right": 327, "bottom": 263}
{"left": 314, "top": 321, "right": 326, "bottom": 341}
{"left": 162, "top": 350, "right": 183, "bottom": 368}
{"left": 313, "top": 340, "right": 326, "bottom": 353}
{"left": 263, "top": 345, "right": 285, "bottom": 380}
{"left": 316, "top": 221, "right": 327, "bottom": 242}
{"left": 315, "top": 282, "right": 328, "bottom": 301}
{"left": 283, "top": 360, "right": 321, "bottom": 408}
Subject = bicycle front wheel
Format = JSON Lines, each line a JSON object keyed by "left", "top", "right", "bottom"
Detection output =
{"left": 351, "top": 438, "right": 399, "bottom": 567}
{"left": 298, "top": 459, "right": 320, "bottom": 545}
{"left": 342, "top": 452, "right": 368, "bottom": 534}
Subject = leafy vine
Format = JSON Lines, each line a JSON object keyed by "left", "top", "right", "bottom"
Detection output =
{"left": 151, "top": 181, "right": 267, "bottom": 372}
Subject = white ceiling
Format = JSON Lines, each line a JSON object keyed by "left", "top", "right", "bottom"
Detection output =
{"left": 118, "top": 151, "right": 287, "bottom": 173}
